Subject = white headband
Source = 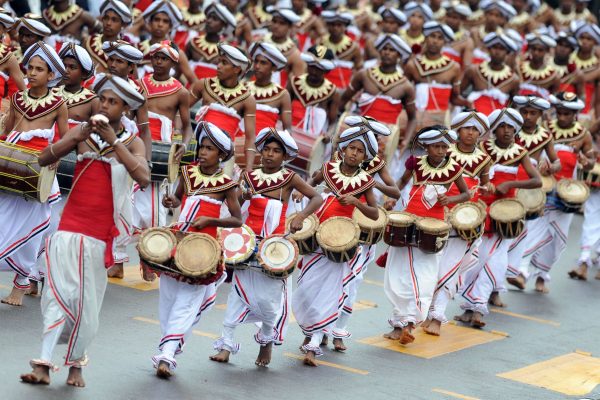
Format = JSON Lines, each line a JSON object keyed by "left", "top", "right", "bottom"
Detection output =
{"left": 14, "top": 17, "right": 51, "bottom": 37}
{"left": 338, "top": 127, "right": 379, "bottom": 161}
{"left": 103, "top": 40, "right": 144, "bottom": 64}
{"left": 195, "top": 121, "right": 234, "bottom": 161}
{"left": 255, "top": 127, "right": 299, "bottom": 158}
{"left": 58, "top": 43, "right": 95, "bottom": 80}
{"left": 22, "top": 41, "right": 65, "bottom": 87}
{"left": 100, "top": 0, "right": 132, "bottom": 25}
{"left": 423, "top": 21, "right": 454, "bottom": 42}
{"left": 219, "top": 43, "right": 250, "bottom": 73}
{"left": 249, "top": 41, "right": 287, "bottom": 71}
{"left": 374, "top": 33, "right": 412, "bottom": 62}
{"left": 488, "top": 108, "right": 524, "bottom": 132}
{"left": 204, "top": 2, "right": 236, "bottom": 29}
{"left": 417, "top": 127, "right": 457, "bottom": 146}
{"left": 378, "top": 6, "right": 407, "bottom": 24}
{"left": 513, "top": 95, "right": 551, "bottom": 111}
{"left": 483, "top": 32, "right": 519, "bottom": 52}
{"left": 451, "top": 111, "right": 490, "bottom": 136}
{"left": 480, "top": 0, "right": 517, "bottom": 19}
{"left": 403, "top": 1, "right": 433, "bottom": 21}
{"left": 142, "top": 0, "right": 183, "bottom": 28}
{"left": 92, "top": 73, "right": 146, "bottom": 110}
{"left": 549, "top": 93, "right": 585, "bottom": 111}
{"left": 344, "top": 115, "right": 391, "bottom": 136}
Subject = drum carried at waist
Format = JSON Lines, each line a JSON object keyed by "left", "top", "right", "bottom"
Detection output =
{"left": 578, "top": 163, "right": 600, "bottom": 190}
{"left": 151, "top": 141, "right": 197, "bottom": 183}
{"left": 384, "top": 211, "right": 416, "bottom": 247}
{"left": 448, "top": 202, "right": 486, "bottom": 242}
{"left": 553, "top": 178, "right": 590, "bottom": 213}
{"left": 287, "top": 213, "right": 319, "bottom": 255}
{"left": 541, "top": 174, "right": 556, "bottom": 193}
{"left": 415, "top": 217, "right": 450, "bottom": 253}
{"left": 316, "top": 216, "right": 360, "bottom": 263}
{"left": 516, "top": 188, "right": 546, "bottom": 220}
{"left": 257, "top": 234, "right": 299, "bottom": 279}
{"left": 353, "top": 206, "right": 388, "bottom": 245}
{"left": 489, "top": 198, "right": 525, "bottom": 238}
{"left": 137, "top": 227, "right": 222, "bottom": 280}
{"left": 288, "top": 128, "right": 327, "bottom": 177}
{"left": 0, "top": 141, "right": 56, "bottom": 202}
{"left": 219, "top": 224, "right": 257, "bottom": 269}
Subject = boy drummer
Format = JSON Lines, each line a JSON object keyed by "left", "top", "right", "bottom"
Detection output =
{"left": 0, "top": 42, "right": 68, "bottom": 306}
{"left": 154, "top": 122, "right": 242, "bottom": 378}
{"left": 293, "top": 127, "right": 380, "bottom": 366}
{"left": 385, "top": 126, "right": 470, "bottom": 344}
{"left": 210, "top": 128, "right": 322, "bottom": 367}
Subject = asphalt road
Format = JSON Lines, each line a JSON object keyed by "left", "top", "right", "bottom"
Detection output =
{"left": 1, "top": 214, "right": 599, "bottom": 400}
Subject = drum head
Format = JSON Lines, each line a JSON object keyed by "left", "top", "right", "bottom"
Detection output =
{"left": 175, "top": 233, "right": 221, "bottom": 277}
{"left": 449, "top": 203, "right": 484, "bottom": 229}
{"left": 287, "top": 213, "right": 319, "bottom": 240}
{"left": 489, "top": 199, "right": 526, "bottom": 222}
{"left": 220, "top": 225, "right": 256, "bottom": 264}
{"left": 388, "top": 211, "right": 415, "bottom": 227}
{"left": 307, "top": 136, "right": 326, "bottom": 176}
{"left": 557, "top": 179, "right": 590, "bottom": 203}
{"left": 516, "top": 189, "right": 545, "bottom": 212}
{"left": 139, "top": 228, "right": 177, "bottom": 264}
{"left": 167, "top": 144, "right": 180, "bottom": 183}
{"left": 352, "top": 206, "right": 388, "bottom": 229}
{"left": 415, "top": 217, "right": 450, "bottom": 233}
{"left": 541, "top": 175, "right": 556, "bottom": 193}
{"left": 316, "top": 216, "right": 359, "bottom": 251}
{"left": 259, "top": 235, "right": 298, "bottom": 273}
{"left": 37, "top": 166, "right": 56, "bottom": 203}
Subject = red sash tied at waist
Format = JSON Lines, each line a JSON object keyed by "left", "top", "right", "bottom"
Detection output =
{"left": 179, "top": 196, "right": 221, "bottom": 237}
{"left": 359, "top": 97, "right": 402, "bottom": 125}
{"left": 554, "top": 150, "right": 577, "bottom": 181}
{"left": 404, "top": 185, "right": 446, "bottom": 220}
{"left": 246, "top": 197, "right": 288, "bottom": 235}
{"left": 326, "top": 66, "right": 353, "bottom": 90}
{"left": 255, "top": 109, "right": 279, "bottom": 134}
{"left": 202, "top": 108, "right": 241, "bottom": 138}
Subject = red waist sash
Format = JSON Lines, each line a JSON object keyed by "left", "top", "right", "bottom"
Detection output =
{"left": 255, "top": 109, "right": 278, "bottom": 134}
{"left": 246, "top": 197, "right": 287, "bottom": 235}
{"left": 202, "top": 108, "right": 241, "bottom": 138}
{"left": 359, "top": 97, "right": 402, "bottom": 125}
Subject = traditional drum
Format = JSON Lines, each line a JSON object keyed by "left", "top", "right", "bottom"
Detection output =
{"left": 257, "top": 234, "right": 299, "bottom": 279}
{"left": 316, "top": 216, "right": 360, "bottom": 263}
{"left": 578, "top": 163, "right": 600, "bottom": 189}
{"left": 489, "top": 199, "right": 526, "bottom": 238}
{"left": 556, "top": 178, "right": 590, "bottom": 213}
{"left": 151, "top": 141, "right": 196, "bottom": 183}
{"left": 219, "top": 224, "right": 257, "bottom": 267}
{"left": 448, "top": 202, "right": 486, "bottom": 242}
{"left": 288, "top": 128, "right": 326, "bottom": 177}
{"left": 57, "top": 151, "right": 76, "bottom": 193}
{"left": 174, "top": 233, "right": 222, "bottom": 278}
{"left": 384, "top": 211, "right": 416, "bottom": 247}
{"left": 516, "top": 188, "right": 546, "bottom": 220}
{"left": 415, "top": 218, "right": 451, "bottom": 253}
{"left": 138, "top": 227, "right": 177, "bottom": 264}
{"left": 541, "top": 174, "right": 556, "bottom": 193}
{"left": 0, "top": 141, "right": 56, "bottom": 202}
{"left": 353, "top": 206, "right": 388, "bottom": 245}
{"left": 233, "top": 136, "right": 261, "bottom": 171}
{"left": 287, "top": 213, "right": 319, "bottom": 255}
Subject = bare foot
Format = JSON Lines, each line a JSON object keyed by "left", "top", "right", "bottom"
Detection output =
{"left": 20, "top": 365, "right": 50, "bottom": 385}
{"left": 423, "top": 319, "right": 442, "bottom": 336}
{"left": 420, "top": 319, "right": 431, "bottom": 329}
{"left": 255, "top": 343, "right": 272, "bottom": 367}
{"left": 107, "top": 263, "right": 124, "bottom": 279}
{"left": 303, "top": 351, "right": 318, "bottom": 367}
{"left": 299, "top": 337, "right": 310, "bottom": 352}
{"left": 320, "top": 335, "right": 329, "bottom": 347}
{"left": 568, "top": 263, "right": 588, "bottom": 280}
{"left": 332, "top": 338, "right": 347, "bottom": 352}
{"left": 399, "top": 325, "right": 415, "bottom": 345}
{"left": 471, "top": 312, "right": 486, "bottom": 328}
{"left": 141, "top": 263, "right": 157, "bottom": 282}
{"left": 156, "top": 361, "right": 173, "bottom": 379}
{"left": 488, "top": 291, "right": 506, "bottom": 307}
{"left": 209, "top": 350, "right": 230, "bottom": 363}
{"left": 454, "top": 310, "right": 473, "bottom": 323}
{"left": 535, "top": 277, "right": 549, "bottom": 293}
{"left": 383, "top": 327, "right": 403, "bottom": 340}
{"left": 1, "top": 287, "right": 26, "bottom": 306}
{"left": 66, "top": 367, "right": 85, "bottom": 387}
{"left": 507, "top": 275, "right": 526, "bottom": 290}
{"left": 26, "top": 281, "right": 39, "bottom": 296}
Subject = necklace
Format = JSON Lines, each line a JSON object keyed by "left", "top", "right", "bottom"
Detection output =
{"left": 478, "top": 61, "right": 513, "bottom": 85}
{"left": 367, "top": 66, "right": 405, "bottom": 92}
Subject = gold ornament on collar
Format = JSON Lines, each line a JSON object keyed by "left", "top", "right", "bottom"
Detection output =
{"left": 519, "top": 60, "right": 556, "bottom": 82}
{"left": 323, "top": 35, "right": 353, "bottom": 58}
{"left": 251, "top": 168, "right": 287, "bottom": 187}
{"left": 479, "top": 61, "right": 513, "bottom": 85}
{"left": 367, "top": 66, "right": 406, "bottom": 92}
{"left": 182, "top": 8, "right": 205, "bottom": 27}
{"left": 328, "top": 161, "right": 370, "bottom": 191}
{"left": 570, "top": 52, "right": 598, "bottom": 71}
{"left": 266, "top": 34, "right": 295, "bottom": 55}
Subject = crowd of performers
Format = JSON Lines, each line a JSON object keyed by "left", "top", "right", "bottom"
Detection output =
{"left": 0, "top": 0, "right": 598, "bottom": 388}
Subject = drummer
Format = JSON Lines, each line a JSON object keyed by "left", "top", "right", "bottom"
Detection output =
{"left": 247, "top": 42, "right": 293, "bottom": 133}
{"left": 264, "top": 7, "right": 305, "bottom": 87}
{"left": 505, "top": 96, "right": 559, "bottom": 292}
{"left": 384, "top": 126, "right": 469, "bottom": 344}
{"left": 423, "top": 111, "right": 492, "bottom": 336}
{"left": 293, "top": 127, "right": 380, "bottom": 367}
{"left": 524, "top": 92, "right": 594, "bottom": 291}
{"left": 0, "top": 42, "right": 67, "bottom": 307}
{"left": 154, "top": 122, "right": 242, "bottom": 379}
{"left": 188, "top": 44, "right": 257, "bottom": 172}
{"left": 339, "top": 34, "right": 417, "bottom": 161}
{"left": 331, "top": 116, "right": 401, "bottom": 351}
{"left": 210, "top": 128, "right": 322, "bottom": 367}
{"left": 456, "top": 108, "right": 541, "bottom": 328}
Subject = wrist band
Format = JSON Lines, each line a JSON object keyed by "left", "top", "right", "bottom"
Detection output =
{"left": 50, "top": 144, "right": 57, "bottom": 158}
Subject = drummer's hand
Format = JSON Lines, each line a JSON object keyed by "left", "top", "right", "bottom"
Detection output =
{"left": 292, "top": 191, "right": 304, "bottom": 203}
{"left": 191, "top": 216, "right": 211, "bottom": 230}
{"left": 338, "top": 195, "right": 358, "bottom": 206}
{"left": 384, "top": 198, "right": 397, "bottom": 211}
{"left": 437, "top": 193, "right": 450, "bottom": 206}
{"left": 48, "top": 161, "right": 59, "bottom": 171}
{"left": 480, "top": 183, "right": 495, "bottom": 194}
{"left": 495, "top": 182, "right": 511, "bottom": 195}
{"left": 289, "top": 214, "right": 305, "bottom": 233}
{"left": 74, "top": 122, "right": 93, "bottom": 142}
{"left": 173, "top": 143, "right": 185, "bottom": 162}
{"left": 93, "top": 119, "right": 117, "bottom": 144}
{"left": 538, "top": 161, "right": 551, "bottom": 176}
{"left": 321, "top": 134, "right": 331, "bottom": 144}
{"left": 162, "top": 195, "right": 180, "bottom": 208}
{"left": 578, "top": 153, "right": 591, "bottom": 169}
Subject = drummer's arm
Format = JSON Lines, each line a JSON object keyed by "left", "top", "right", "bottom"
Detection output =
{"left": 188, "top": 79, "right": 204, "bottom": 107}
{"left": 580, "top": 132, "right": 596, "bottom": 171}
{"left": 222, "top": 187, "right": 243, "bottom": 228}
{"left": 1, "top": 103, "right": 14, "bottom": 136}
{"left": 345, "top": 188, "right": 378, "bottom": 220}
{"left": 243, "top": 96, "right": 257, "bottom": 172}
{"left": 56, "top": 103, "right": 69, "bottom": 138}
{"left": 397, "top": 169, "right": 412, "bottom": 191}
{"left": 136, "top": 100, "right": 152, "bottom": 161}
{"left": 443, "top": 176, "right": 470, "bottom": 205}
{"left": 179, "top": 88, "right": 193, "bottom": 148}
{"left": 510, "top": 156, "right": 542, "bottom": 190}
{"left": 339, "top": 72, "right": 363, "bottom": 113}
{"left": 39, "top": 123, "right": 92, "bottom": 166}
{"left": 280, "top": 91, "right": 293, "bottom": 131}
{"left": 163, "top": 180, "right": 184, "bottom": 209}
{"left": 400, "top": 87, "right": 417, "bottom": 154}
{"left": 540, "top": 139, "right": 561, "bottom": 175}
{"left": 326, "top": 91, "right": 341, "bottom": 138}
{"left": 292, "top": 175, "right": 323, "bottom": 216}
{"left": 375, "top": 166, "right": 401, "bottom": 199}
{"left": 307, "top": 170, "right": 324, "bottom": 187}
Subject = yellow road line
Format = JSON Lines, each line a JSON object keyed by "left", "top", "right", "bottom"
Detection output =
{"left": 363, "top": 279, "right": 384, "bottom": 287}
{"left": 0, "top": 283, "right": 10, "bottom": 290}
{"left": 489, "top": 308, "right": 560, "bottom": 327}
{"left": 133, "top": 316, "right": 219, "bottom": 339}
{"left": 431, "top": 388, "right": 480, "bottom": 400}
{"left": 283, "top": 352, "right": 369, "bottom": 375}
